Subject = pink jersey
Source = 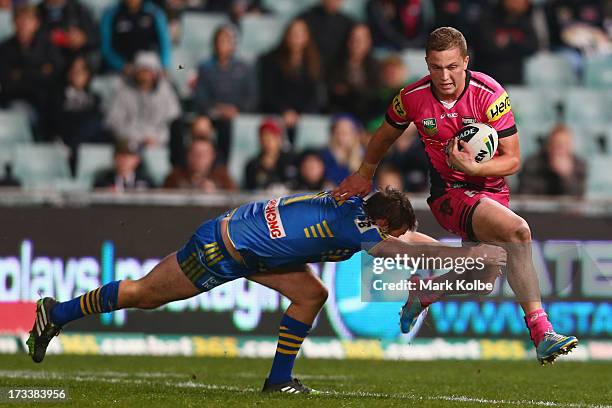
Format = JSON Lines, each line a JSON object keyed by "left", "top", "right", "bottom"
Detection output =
{"left": 385, "top": 70, "right": 517, "bottom": 199}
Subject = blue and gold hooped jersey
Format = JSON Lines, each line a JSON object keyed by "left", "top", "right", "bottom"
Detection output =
{"left": 227, "top": 191, "right": 389, "bottom": 270}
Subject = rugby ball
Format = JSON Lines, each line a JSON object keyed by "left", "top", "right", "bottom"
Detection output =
{"left": 454, "top": 123, "right": 498, "bottom": 163}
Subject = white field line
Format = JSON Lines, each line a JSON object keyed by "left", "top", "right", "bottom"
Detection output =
{"left": 0, "top": 370, "right": 609, "bottom": 408}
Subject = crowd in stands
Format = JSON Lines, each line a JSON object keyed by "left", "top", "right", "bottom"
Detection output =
{"left": 0, "top": 0, "right": 610, "bottom": 197}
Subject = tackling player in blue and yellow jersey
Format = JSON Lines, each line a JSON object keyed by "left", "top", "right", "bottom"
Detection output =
{"left": 27, "top": 188, "right": 505, "bottom": 394}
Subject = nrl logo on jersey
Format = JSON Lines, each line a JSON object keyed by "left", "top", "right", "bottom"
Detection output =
{"left": 461, "top": 117, "right": 476, "bottom": 126}
{"left": 422, "top": 118, "right": 437, "bottom": 135}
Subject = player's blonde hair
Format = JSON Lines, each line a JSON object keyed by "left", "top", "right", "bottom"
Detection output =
{"left": 426, "top": 27, "right": 468, "bottom": 57}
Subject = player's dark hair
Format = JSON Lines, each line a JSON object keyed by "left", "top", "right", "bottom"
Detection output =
{"left": 426, "top": 27, "right": 468, "bottom": 57}
{"left": 363, "top": 187, "right": 417, "bottom": 232}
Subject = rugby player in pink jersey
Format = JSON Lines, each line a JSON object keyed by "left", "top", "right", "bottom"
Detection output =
{"left": 333, "top": 27, "right": 577, "bottom": 364}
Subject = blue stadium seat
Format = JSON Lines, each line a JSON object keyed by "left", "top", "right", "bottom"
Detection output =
{"left": 237, "top": 15, "right": 286, "bottom": 62}
{"left": 13, "top": 144, "right": 71, "bottom": 188}
{"left": 401, "top": 49, "right": 428, "bottom": 79}
{"left": 0, "top": 110, "right": 33, "bottom": 144}
{"left": 586, "top": 155, "right": 612, "bottom": 198}
{"left": 584, "top": 55, "right": 612, "bottom": 89}
{"left": 524, "top": 52, "right": 577, "bottom": 102}
{"left": 506, "top": 86, "right": 557, "bottom": 129}
{"left": 341, "top": 0, "right": 368, "bottom": 21}
{"left": 563, "top": 88, "right": 611, "bottom": 127}
{"left": 262, "top": 0, "right": 317, "bottom": 19}
{"left": 90, "top": 75, "right": 121, "bottom": 113}
{"left": 295, "top": 115, "right": 331, "bottom": 150}
{"left": 229, "top": 114, "right": 264, "bottom": 186}
{"left": 76, "top": 143, "right": 114, "bottom": 187}
{"left": 81, "top": 0, "right": 116, "bottom": 21}
{"left": 0, "top": 10, "right": 12, "bottom": 42}
{"left": 142, "top": 146, "right": 171, "bottom": 187}
{"left": 180, "top": 12, "right": 228, "bottom": 52}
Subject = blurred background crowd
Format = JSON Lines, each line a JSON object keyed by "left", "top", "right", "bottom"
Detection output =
{"left": 0, "top": 0, "right": 610, "bottom": 197}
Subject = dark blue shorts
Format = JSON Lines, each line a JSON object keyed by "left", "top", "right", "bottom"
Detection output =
{"left": 176, "top": 216, "right": 254, "bottom": 292}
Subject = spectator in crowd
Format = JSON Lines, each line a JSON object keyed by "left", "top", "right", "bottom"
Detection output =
{"left": 545, "top": 0, "right": 610, "bottom": 74}
{"left": 0, "top": 4, "right": 64, "bottom": 139}
{"left": 100, "top": 0, "right": 172, "bottom": 72}
{"left": 105, "top": 51, "right": 181, "bottom": 147}
{"left": 518, "top": 124, "right": 587, "bottom": 197}
{"left": 194, "top": 24, "right": 257, "bottom": 163}
{"left": 190, "top": 115, "right": 216, "bottom": 141}
{"left": 94, "top": 139, "right": 154, "bottom": 191}
{"left": 431, "top": 0, "right": 488, "bottom": 42}
{"left": 366, "top": 0, "right": 434, "bottom": 50}
{"left": 320, "top": 114, "right": 362, "bottom": 185}
{"left": 49, "top": 56, "right": 104, "bottom": 174}
{"left": 0, "top": 0, "right": 10, "bottom": 9}
{"left": 170, "top": 114, "right": 216, "bottom": 168}
{"left": 163, "top": 138, "right": 236, "bottom": 191}
{"left": 299, "top": 0, "right": 354, "bottom": 73}
{"left": 368, "top": 55, "right": 409, "bottom": 123}
{"left": 258, "top": 18, "right": 323, "bottom": 146}
{"left": 244, "top": 118, "right": 297, "bottom": 191}
{"left": 379, "top": 122, "right": 429, "bottom": 192}
{"left": 327, "top": 23, "right": 379, "bottom": 123}
{"left": 293, "top": 150, "right": 333, "bottom": 191}
{"left": 376, "top": 165, "right": 404, "bottom": 191}
{"left": 472, "top": 0, "right": 538, "bottom": 85}
{"left": 37, "top": 0, "right": 99, "bottom": 64}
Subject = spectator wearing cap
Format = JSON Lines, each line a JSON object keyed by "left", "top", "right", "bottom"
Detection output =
{"left": 194, "top": 24, "right": 257, "bottom": 163}
{"left": 0, "top": 4, "right": 64, "bottom": 140}
{"left": 319, "top": 114, "right": 363, "bottom": 185}
{"left": 37, "top": 0, "right": 99, "bottom": 64}
{"left": 104, "top": 51, "right": 181, "bottom": 147}
{"left": 293, "top": 150, "right": 333, "bottom": 191}
{"left": 244, "top": 118, "right": 297, "bottom": 191}
{"left": 100, "top": 0, "right": 172, "bottom": 72}
{"left": 163, "top": 138, "right": 236, "bottom": 191}
{"left": 94, "top": 139, "right": 154, "bottom": 191}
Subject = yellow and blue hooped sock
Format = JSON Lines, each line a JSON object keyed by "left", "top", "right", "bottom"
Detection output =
{"left": 50, "top": 280, "right": 121, "bottom": 326}
{"left": 267, "top": 314, "right": 311, "bottom": 384}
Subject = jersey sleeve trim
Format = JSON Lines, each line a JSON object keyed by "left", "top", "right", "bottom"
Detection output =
{"left": 498, "top": 125, "right": 517, "bottom": 138}
{"left": 385, "top": 113, "right": 409, "bottom": 130}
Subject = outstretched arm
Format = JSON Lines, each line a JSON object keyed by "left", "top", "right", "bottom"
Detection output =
{"left": 332, "top": 120, "right": 404, "bottom": 198}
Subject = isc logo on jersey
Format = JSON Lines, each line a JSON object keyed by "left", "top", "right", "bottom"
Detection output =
{"left": 486, "top": 91, "right": 511, "bottom": 122}
{"left": 264, "top": 198, "right": 286, "bottom": 239}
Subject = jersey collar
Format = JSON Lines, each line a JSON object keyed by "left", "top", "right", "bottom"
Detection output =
{"left": 430, "top": 70, "right": 471, "bottom": 109}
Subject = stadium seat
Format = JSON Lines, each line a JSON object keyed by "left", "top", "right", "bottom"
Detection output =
{"left": 401, "top": 49, "right": 428, "bottom": 79}
{"left": 0, "top": 110, "right": 33, "bottom": 144}
{"left": 262, "top": 0, "right": 317, "bottom": 19}
{"left": 229, "top": 114, "right": 264, "bottom": 186}
{"left": 586, "top": 155, "right": 612, "bottom": 198}
{"left": 81, "top": 0, "right": 116, "bottom": 21}
{"left": 90, "top": 75, "right": 121, "bottom": 113}
{"left": 0, "top": 144, "right": 14, "bottom": 178}
{"left": 0, "top": 10, "right": 12, "bottom": 42}
{"left": 170, "top": 47, "right": 200, "bottom": 99}
{"left": 524, "top": 52, "right": 577, "bottom": 101}
{"left": 563, "top": 88, "right": 611, "bottom": 127}
{"left": 237, "top": 15, "right": 286, "bottom": 62}
{"left": 13, "top": 144, "right": 71, "bottom": 188}
{"left": 295, "top": 115, "right": 331, "bottom": 150}
{"left": 517, "top": 124, "right": 546, "bottom": 160}
{"left": 567, "top": 123, "right": 610, "bottom": 156}
{"left": 584, "top": 55, "right": 612, "bottom": 89}
{"left": 341, "top": 0, "right": 368, "bottom": 21}
{"left": 506, "top": 86, "right": 557, "bottom": 128}
{"left": 76, "top": 144, "right": 114, "bottom": 187}
{"left": 142, "top": 146, "right": 171, "bottom": 187}
{"left": 180, "top": 12, "right": 227, "bottom": 52}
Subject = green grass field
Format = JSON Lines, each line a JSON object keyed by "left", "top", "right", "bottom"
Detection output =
{"left": 0, "top": 354, "right": 610, "bottom": 407}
